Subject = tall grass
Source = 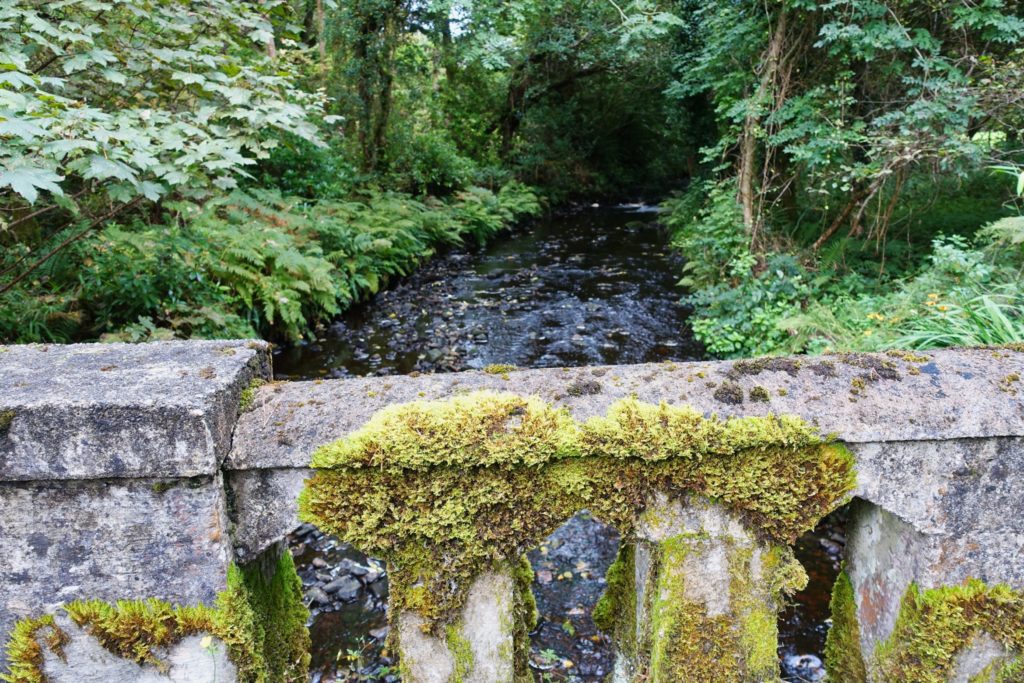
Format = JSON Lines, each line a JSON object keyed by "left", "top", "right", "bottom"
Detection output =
{"left": 894, "top": 286, "right": 1024, "bottom": 348}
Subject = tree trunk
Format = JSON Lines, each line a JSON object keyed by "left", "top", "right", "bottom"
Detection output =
{"left": 738, "top": 4, "right": 788, "bottom": 242}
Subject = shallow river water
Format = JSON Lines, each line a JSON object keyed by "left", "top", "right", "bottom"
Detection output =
{"left": 274, "top": 205, "right": 840, "bottom": 682}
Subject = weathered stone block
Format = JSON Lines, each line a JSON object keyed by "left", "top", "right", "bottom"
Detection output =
{"left": 397, "top": 570, "right": 517, "bottom": 683}
{"left": 0, "top": 476, "right": 233, "bottom": 670}
{"left": 0, "top": 340, "right": 270, "bottom": 481}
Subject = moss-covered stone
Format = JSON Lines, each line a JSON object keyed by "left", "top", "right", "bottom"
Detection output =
{"left": 0, "top": 615, "right": 68, "bottom": 683}
{"left": 2, "top": 551, "right": 309, "bottom": 683}
{"left": 592, "top": 544, "right": 637, "bottom": 659}
{"left": 0, "top": 410, "right": 15, "bottom": 437}
{"left": 823, "top": 568, "right": 867, "bottom": 683}
{"left": 237, "top": 548, "right": 311, "bottom": 681}
{"left": 874, "top": 580, "right": 1024, "bottom": 683}
{"left": 748, "top": 386, "right": 770, "bottom": 403}
{"left": 643, "top": 536, "right": 805, "bottom": 682}
{"left": 511, "top": 555, "right": 537, "bottom": 682}
{"left": 239, "top": 378, "right": 267, "bottom": 413}
{"left": 445, "top": 624, "right": 473, "bottom": 682}
{"left": 299, "top": 391, "right": 855, "bottom": 631}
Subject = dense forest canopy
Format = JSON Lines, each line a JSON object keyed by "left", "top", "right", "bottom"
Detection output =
{"left": 1, "top": 0, "right": 1022, "bottom": 354}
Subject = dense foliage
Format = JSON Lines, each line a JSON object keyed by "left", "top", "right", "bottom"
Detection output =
{"left": 662, "top": 0, "right": 1024, "bottom": 357}
{"left": 1, "top": 0, "right": 1023, "bottom": 352}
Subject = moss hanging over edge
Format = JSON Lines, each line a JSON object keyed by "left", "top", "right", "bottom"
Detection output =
{"left": 237, "top": 548, "right": 311, "bottom": 682}
{"left": 823, "top": 567, "right": 867, "bottom": 683}
{"left": 592, "top": 543, "right": 637, "bottom": 661}
{"left": 1, "top": 550, "right": 309, "bottom": 683}
{"left": 874, "top": 579, "right": 1024, "bottom": 683}
{"left": 299, "top": 391, "right": 856, "bottom": 631}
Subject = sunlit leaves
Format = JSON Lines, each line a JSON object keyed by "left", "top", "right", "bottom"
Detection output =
{"left": 0, "top": 0, "right": 325, "bottom": 208}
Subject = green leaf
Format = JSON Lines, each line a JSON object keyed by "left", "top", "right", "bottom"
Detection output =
{"left": 84, "top": 155, "right": 137, "bottom": 183}
{"left": 0, "top": 167, "right": 64, "bottom": 204}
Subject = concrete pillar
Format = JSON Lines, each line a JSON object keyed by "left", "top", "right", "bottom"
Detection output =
{"left": 836, "top": 499, "right": 1023, "bottom": 683}
{"left": 607, "top": 495, "right": 805, "bottom": 683}
{"left": 395, "top": 562, "right": 531, "bottom": 683}
{"left": 833, "top": 437, "right": 1024, "bottom": 682}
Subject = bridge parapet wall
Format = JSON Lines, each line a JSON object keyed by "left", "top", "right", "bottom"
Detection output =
{"left": 1, "top": 342, "right": 1022, "bottom": 680}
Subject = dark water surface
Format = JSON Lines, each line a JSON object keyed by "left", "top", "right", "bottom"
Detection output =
{"left": 276, "top": 205, "right": 838, "bottom": 682}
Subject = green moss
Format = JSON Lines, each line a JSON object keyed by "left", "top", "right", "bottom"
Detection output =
{"left": 731, "top": 357, "right": 802, "bottom": 377}
{"left": 874, "top": 580, "right": 1024, "bottom": 683}
{"left": 299, "top": 392, "right": 855, "bottom": 631}
{"left": 824, "top": 568, "right": 867, "bottom": 683}
{"left": 239, "top": 378, "right": 267, "bottom": 413}
{"left": 593, "top": 544, "right": 637, "bottom": 659}
{"left": 5, "top": 550, "right": 309, "bottom": 683}
{"left": 445, "top": 624, "right": 474, "bottom": 682}
{"left": 483, "top": 364, "right": 517, "bottom": 375}
{"left": 647, "top": 536, "right": 734, "bottom": 682}
{"left": 0, "top": 410, "right": 14, "bottom": 437}
{"left": 748, "top": 386, "right": 770, "bottom": 403}
{"left": 713, "top": 381, "right": 744, "bottom": 404}
{"left": 1000, "top": 373, "right": 1021, "bottom": 395}
{"left": 510, "top": 555, "right": 537, "bottom": 682}
{"left": 0, "top": 615, "right": 68, "bottom": 683}
{"left": 643, "top": 536, "right": 805, "bottom": 682}
{"left": 237, "top": 548, "right": 311, "bottom": 681}
{"left": 886, "top": 349, "right": 931, "bottom": 364}
{"left": 566, "top": 379, "right": 602, "bottom": 397}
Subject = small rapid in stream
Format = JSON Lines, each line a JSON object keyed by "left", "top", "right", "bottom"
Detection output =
{"left": 274, "top": 204, "right": 841, "bottom": 682}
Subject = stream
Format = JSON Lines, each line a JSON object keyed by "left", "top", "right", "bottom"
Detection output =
{"left": 274, "top": 204, "right": 841, "bottom": 682}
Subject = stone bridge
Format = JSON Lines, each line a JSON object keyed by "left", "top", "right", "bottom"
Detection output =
{"left": 1, "top": 341, "right": 1022, "bottom": 682}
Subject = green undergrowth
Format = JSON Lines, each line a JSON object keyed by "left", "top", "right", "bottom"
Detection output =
{"left": 299, "top": 391, "right": 855, "bottom": 630}
{"left": 1, "top": 551, "right": 309, "bottom": 683}
{"left": 874, "top": 579, "right": 1024, "bottom": 682}
{"left": 0, "top": 183, "right": 541, "bottom": 345}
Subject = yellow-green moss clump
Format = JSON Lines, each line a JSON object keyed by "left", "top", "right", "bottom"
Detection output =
{"left": 823, "top": 568, "right": 867, "bottom": 682}
{"left": 299, "top": 391, "right": 855, "bottom": 630}
{"left": 874, "top": 580, "right": 1024, "bottom": 682}
{"left": 0, "top": 616, "right": 68, "bottom": 683}
{"left": 2, "top": 551, "right": 309, "bottom": 683}
{"left": 592, "top": 544, "right": 637, "bottom": 658}
{"left": 239, "top": 377, "right": 267, "bottom": 413}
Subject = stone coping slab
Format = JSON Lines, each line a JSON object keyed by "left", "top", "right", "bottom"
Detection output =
{"left": 0, "top": 340, "right": 271, "bottom": 481}
{"left": 228, "top": 347, "right": 1024, "bottom": 471}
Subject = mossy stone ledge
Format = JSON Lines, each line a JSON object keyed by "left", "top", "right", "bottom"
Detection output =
{"left": 298, "top": 390, "right": 856, "bottom": 680}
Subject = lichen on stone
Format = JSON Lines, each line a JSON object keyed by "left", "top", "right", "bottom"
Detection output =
{"left": 874, "top": 579, "right": 1024, "bottom": 683}
{"left": 823, "top": 567, "right": 867, "bottom": 682}
{"left": 2, "top": 551, "right": 309, "bottom": 683}
{"left": 300, "top": 391, "right": 855, "bottom": 639}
